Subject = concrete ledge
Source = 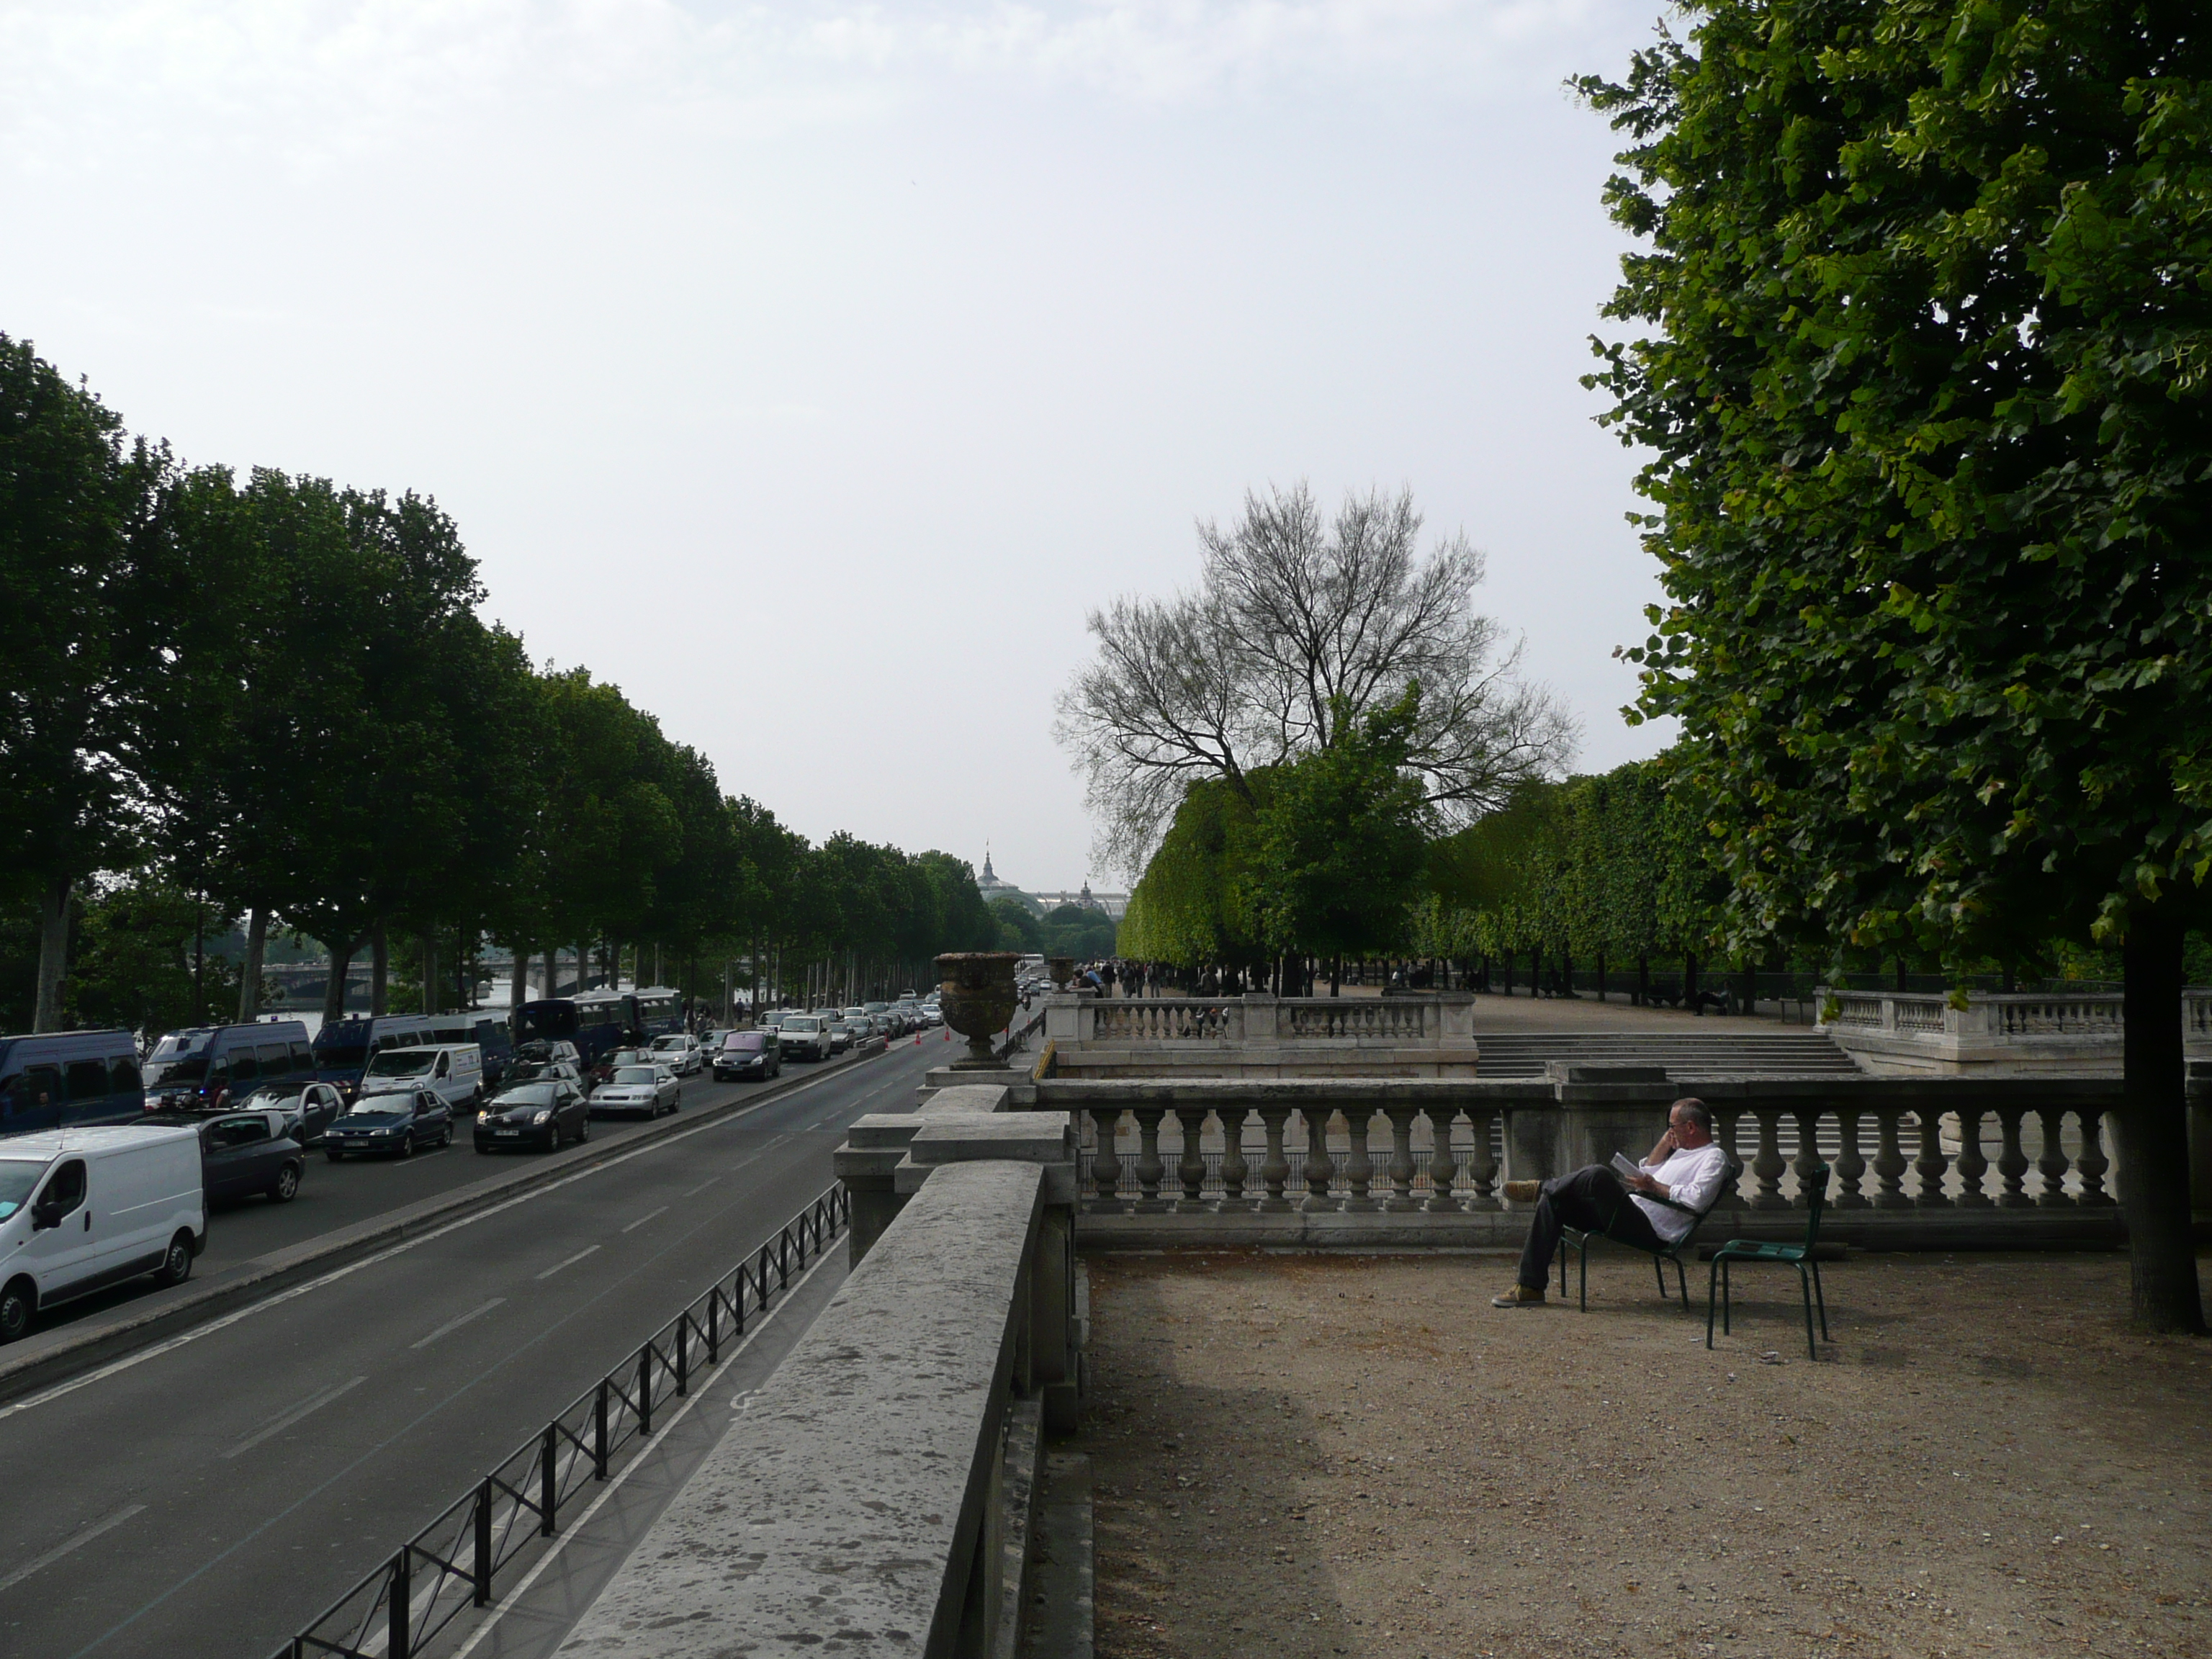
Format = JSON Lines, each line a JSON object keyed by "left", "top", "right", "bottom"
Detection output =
{"left": 1076, "top": 1206, "right": 2130, "bottom": 1253}
{"left": 554, "top": 1160, "right": 1047, "bottom": 1659}
{"left": 0, "top": 1045, "right": 892, "bottom": 1406}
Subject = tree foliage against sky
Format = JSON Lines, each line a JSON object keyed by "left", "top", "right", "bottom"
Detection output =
{"left": 1056, "top": 482, "right": 1575, "bottom": 876}
{"left": 1581, "top": 0, "right": 2211, "bottom": 1328}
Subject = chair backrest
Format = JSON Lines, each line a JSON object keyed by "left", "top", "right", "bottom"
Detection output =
{"left": 1682, "top": 1155, "right": 1744, "bottom": 1233}
{"left": 1799, "top": 1159, "right": 1831, "bottom": 1249}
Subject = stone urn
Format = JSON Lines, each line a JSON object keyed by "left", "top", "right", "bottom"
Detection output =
{"left": 935, "top": 951, "right": 1023, "bottom": 1069}
{"left": 1047, "top": 956, "right": 1075, "bottom": 992}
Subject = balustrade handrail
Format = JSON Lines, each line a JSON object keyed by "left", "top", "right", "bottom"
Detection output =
{"left": 274, "top": 1184, "right": 850, "bottom": 1659}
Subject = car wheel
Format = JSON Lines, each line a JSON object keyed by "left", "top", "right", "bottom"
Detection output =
{"left": 441, "top": 1124, "right": 455, "bottom": 1148}
{"left": 397, "top": 1132, "right": 415, "bottom": 1160}
{"left": 153, "top": 1231, "right": 194, "bottom": 1287}
{"left": 326, "top": 1148, "right": 344, "bottom": 1162}
{"left": 269, "top": 1162, "right": 301, "bottom": 1203}
{"left": 577, "top": 1116, "right": 590, "bottom": 1144}
{"left": 0, "top": 1277, "right": 33, "bottom": 1344}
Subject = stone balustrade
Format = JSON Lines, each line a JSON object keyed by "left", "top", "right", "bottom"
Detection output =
{"left": 1046, "top": 991, "right": 1480, "bottom": 1079}
{"left": 1040, "top": 1071, "right": 2136, "bottom": 1251}
{"left": 1816, "top": 984, "right": 2212, "bottom": 1073}
{"left": 554, "top": 1100, "right": 1082, "bottom": 1659}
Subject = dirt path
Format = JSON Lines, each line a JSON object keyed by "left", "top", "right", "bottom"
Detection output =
{"left": 1074, "top": 1249, "right": 2211, "bottom": 1658}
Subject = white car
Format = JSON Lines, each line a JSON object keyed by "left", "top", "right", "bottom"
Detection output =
{"left": 648, "top": 1033, "right": 703, "bottom": 1077}
{"left": 590, "top": 1064, "right": 680, "bottom": 1118}
{"left": 777, "top": 1015, "right": 834, "bottom": 1062}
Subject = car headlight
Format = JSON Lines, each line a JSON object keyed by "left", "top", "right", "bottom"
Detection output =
{"left": 532, "top": 1109, "right": 552, "bottom": 1125}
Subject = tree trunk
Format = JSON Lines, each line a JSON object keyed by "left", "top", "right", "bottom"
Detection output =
{"left": 421, "top": 929, "right": 439, "bottom": 1017}
{"left": 1894, "top": 956, "right": 1909, "bottom": 992}
{"left": 1501, "top": 948, "right": 1514, "bottom": 997}
{"left": 1685, "top": 952, "right": 1701, "bottom": 1015}
{"left": 33, "top": 876, "right": 71, "bottom": 1033}
{"left": 193, "top": 893, "right": 206, "bottom": 1022}
{"left": 2119, "top": 908, "right": 2206, "bottom": 1331}
{"left": 1562, "top": 949, "right": 1575, "bottom": 999}
{"left": 235, "top": 907, "right": 269, "bottom": 1023}
{"left": 324, "top": 933, "right": 362, "bottom": 1028}
{"left": 1595, "top": 949, "right": 1607, "bottom": 1004}
{"left": 1636, "top": 955, "right": 1650, "bottom": 1007}
{"left": 511, "top": 948, "right": 530, "bottom": 1013}
{"left": 371, "top": 922, "right": 390, "bottom": 1016}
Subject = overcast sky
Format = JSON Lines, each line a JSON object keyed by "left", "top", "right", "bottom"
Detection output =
{"left": 4, "top": 0, "right": 1676, "bottom": 891}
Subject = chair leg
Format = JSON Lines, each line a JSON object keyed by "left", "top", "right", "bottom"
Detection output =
{"left": 1578, "top": 1238, "right": 1589, "bottom": 1311}
{"left": 1654, "top": 1255, "right": 1666, "bottom": 1300}
{"left": 1673, "top": 1256, "right": 1689, "bottom": 1310}
{"left": 1721, "top": 1259, "right": 1732, "bottom": 1335}
{"left": 1811, "top": 1259, "right": 1830, "bottom": 1341}
{"left": 1799, "top": 1264, "right": 1817, "bottom": 1361}
{"left": 1559, "top": 1241, "right": 1569, "bottom": 1299}
{"left": 1704, "top": 1259, "right": 1720, "bottom": 1349}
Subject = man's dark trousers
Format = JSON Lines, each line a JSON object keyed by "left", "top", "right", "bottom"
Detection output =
{"left": 1517, "top": 1165, "right": 1667, "bottom": 1289}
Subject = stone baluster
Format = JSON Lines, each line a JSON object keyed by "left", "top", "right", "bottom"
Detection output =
{"left": 1953, "top": 1106, "right": 1992, "bottom": 1208}
{"left": 2075, "top": 1110, "right": 2113, "bottom": 1206}
{"left": 1791, "top": 1110, "right": 1826, "bottom": 1208}
{"left": 1832, "top": 1109, "right": 1868, "bottom": 1208}
{"left": 2033, "top": 1106, "right": 2074, "bottom": 1206}
{"left": 1256, "top": 1107, "right": 1294, "bottom": 1212}
{"left": 1994, "top": 1107, "right": 2032, "bottom": 1207}
{"left": 1219, "top": 1107, "right": 1249, "bottom": 1208}
{"left": 1174, "top": 1106, "right": 1210, "bottom": 1209}
{"left": 1423, "top": 1104, "right": 1462, "bottom": 1212}
{"left": 1912, "top": 1110, "right": 1953, "bottom": 1207}
{"left": 1382, "top": 1105, "right": 1421, "bottom": 1211}
{"left": 1751, "top": 1110, "right": 1789, "bottom": 1209}
{"left": 1341, "top": 1107, "right": 1377, "bottom": 1211}
{"left": 1089, "top": 1107, "right": 1125, "bottom": 1210}
{"left": 1466, "top": 1107, "right": 1501, "bottom": 1209}
{"left": 1871, "top": 1109, "right": 1910, "bottom": 1208}
{"left": 1712, "top": 1109, "right": 1743, "bottom": 1201}
{"left": 1300, "top": 1105, "right": 1337, "bottom": 1211}
{"left": 1131, "top": 1107, "right": 1168, "bottom": 1212}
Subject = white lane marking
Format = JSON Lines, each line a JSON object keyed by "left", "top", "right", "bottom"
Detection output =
{"left": 536, "top": 1246, "right": 601, "bottom": 1281}
{"left": 0, "top": 1044, "right": 927, "bottom": 1423}
{"left": 0, "top": 1504, "right": 147, "bottom": 1593}
{"left": 444, "top": 1244, "right": 842, "bottom": 1659}
{"left": 410, "top": 1298, "right": 505, "bottom": 1350}
{"left": 619, "top": 1205, "right": 670, "bottom": 1234}
{"left": 680, "top": 1177, "right": 719, "bottom": 1197}
{"left": 221, "top": 1375, "right": 367, "bottom": 1460}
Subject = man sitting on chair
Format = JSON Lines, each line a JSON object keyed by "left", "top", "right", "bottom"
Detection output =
{"left": 1491, "top": 1097, "right": 1728, "bottom": 1308}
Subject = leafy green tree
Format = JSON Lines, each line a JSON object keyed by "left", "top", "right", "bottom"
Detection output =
{"left": 1583, "top": 0, "right": 2211, "bottom": 1326}
{"left": 992, "top": 896, "right": 1043, "bottom": 955}
{"left": 1040, "top": 904, "right": 1117, "bottom": 961}
{"left": 0, "top": 336, "right": 161, "bottom": 1028}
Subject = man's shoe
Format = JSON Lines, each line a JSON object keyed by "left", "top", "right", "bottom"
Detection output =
{"left": 1491, "top": 1283, "right": 1547, "bottom": 1308}
{"left": 1502, "top": 1179, "right": 1542, "bottom": 1204}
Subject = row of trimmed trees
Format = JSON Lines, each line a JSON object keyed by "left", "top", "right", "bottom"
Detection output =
{"left": 0, "top": 336, "right": 994, "bottom": 1035}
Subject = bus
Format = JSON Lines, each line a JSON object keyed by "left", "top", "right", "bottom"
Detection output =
{"left": 0, "top": 1030, "right": 145, "bottom": 1137}
{"left": 514, "top": 994, "right": 633, "bottom": 1066}
{"left": 631, "top": 987, "right": 683, "bottom": 1038}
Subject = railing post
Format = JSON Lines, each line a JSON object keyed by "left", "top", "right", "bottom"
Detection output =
{"left": 706, "top": 1290, "right": 721, "bottom": 1364}
{"left": 540, "top": 1424, "right": 558, "bottom": 1535}
{"left": 389, "top": 1548, "right": 411, "bottom": 1659}
{"left": 474, "top": 1478, "right": 493, "bottom": 1605}
{"left": 638, "top": 1348, "right": 655, "bottom": 1436}
{"left": 595, "top": 1380, "right": 610, "bottom": 1478}
{"left": 676, "top": 1316, "right": 690, "bottom": 1397}
{"left": 732, "top": 1271, "right": 747, "bottom": 1334}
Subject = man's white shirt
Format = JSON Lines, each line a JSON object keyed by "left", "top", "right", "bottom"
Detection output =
{"left": 1633, "top": 1141, "right": 1730, "bottom": 1242}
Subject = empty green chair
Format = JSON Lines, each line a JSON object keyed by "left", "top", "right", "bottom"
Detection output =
{"left": 1560, "top": 1156, "right": 1743, "bottom": 1311}
{"left": 1705, "top": 1159, "right": 1831, "bottom": 1361}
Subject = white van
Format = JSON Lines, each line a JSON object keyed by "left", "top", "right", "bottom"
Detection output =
{"left": 355, "top": 1044, "right": 482, "bottom": 1110}
{"left": 0, "top": 1125, "right": 204, "bottom": 1343}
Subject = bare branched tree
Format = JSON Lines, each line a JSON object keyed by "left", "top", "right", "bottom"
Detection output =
{"left": 1056, "top": 482, "right": 1579, "bottom": 875}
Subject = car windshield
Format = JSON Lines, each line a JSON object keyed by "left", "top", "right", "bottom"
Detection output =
{"left": 721, "top": 1035, "right": 763, "bottom": 1051}
{"left": 650, "top": 1037, "right": 685, "bottom": 1051}
{"left": 365, "top": 1051, "right": 433, "bottom": 1077}
{"left": 493, "top": 1086, "right": 558, "bottom": 1110}
{"left": 243, "top": 1086, "right": 304, "bottom": 1107}
{"left": 145, "top": 1032, "right": 212, "bottom": 1085}
{"left": 613, "top": 1067, "right": 657, "bottom": 1084}
{"left": 338, "top": 1102, "right": 410, "bottom": 1120}
{"left": 784, "top": 1017, "right": 821, "bottom": 1032}
{"left": 0, "top": 1160, "right": 45, "bottom": 1220}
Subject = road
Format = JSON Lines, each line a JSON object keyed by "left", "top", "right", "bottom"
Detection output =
{"left": 0, "top": 1033, "right": 956, "bottom": 1659}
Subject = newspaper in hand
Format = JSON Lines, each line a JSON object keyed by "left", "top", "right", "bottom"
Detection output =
{"left": 1610, "top": 1151, "right": 1645, "bottom": 1182}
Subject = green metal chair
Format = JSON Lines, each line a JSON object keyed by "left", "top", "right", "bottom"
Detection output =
{"left": 1705, "top": 1159, "right": 1831, "bottom": 1361}
{"left": 1560, "top": 1155, "right": 1743, "bottom": 1311}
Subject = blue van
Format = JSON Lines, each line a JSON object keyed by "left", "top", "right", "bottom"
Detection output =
{"left": 0, "top": 1030, "right": 145, "bottom": 1138}
{"left": 311, "top": 1015, "right": 436, "bottom": 1102}
{"left": 143, "top": 1020, "right": 315, "bottom": 1113}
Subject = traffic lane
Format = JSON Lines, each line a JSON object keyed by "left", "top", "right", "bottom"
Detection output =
{"left": 0, "top": 1041, "right": 935, "bottom": 1659}
{"left": 12, "top": 1040, "right": 900, "bottom": 1343}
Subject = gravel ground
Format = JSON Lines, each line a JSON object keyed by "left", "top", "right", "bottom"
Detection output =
{"left": 1074, "top": 1248, "right": 2211, "bottom": 1658}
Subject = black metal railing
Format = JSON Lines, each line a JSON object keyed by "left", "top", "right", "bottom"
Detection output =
{"left": 276, "top": 1184, "right": 850, "bottom": 1659}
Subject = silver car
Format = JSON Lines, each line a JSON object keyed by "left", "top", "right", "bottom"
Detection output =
{"left": 589, "top": 1064, "right": 680, "bottom": 1118}
{"left": 648, "top": 1034, "right": 703, "bottom": 1077}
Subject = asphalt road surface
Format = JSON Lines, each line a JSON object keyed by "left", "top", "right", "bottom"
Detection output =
{"left": 0, "top": 1033, "right": 955, "bottom": 1659}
